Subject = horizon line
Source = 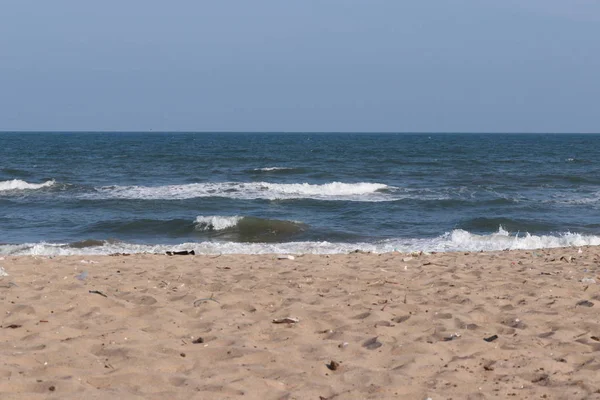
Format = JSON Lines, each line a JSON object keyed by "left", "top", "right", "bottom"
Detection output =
{"left": 1, "top": 130, "right": 599, "bottom": 134}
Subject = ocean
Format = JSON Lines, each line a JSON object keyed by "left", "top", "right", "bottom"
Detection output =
{"left": 1, "top": 132, "right": 599, "bottom": 255}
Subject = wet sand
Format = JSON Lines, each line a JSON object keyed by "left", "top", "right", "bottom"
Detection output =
{"left": 1, "top": 247, "right": 600, "bottom": 399}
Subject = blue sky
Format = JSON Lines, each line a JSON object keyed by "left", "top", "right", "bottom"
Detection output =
{"left": 1, "top": 1, "right": 598, "bottom": 132}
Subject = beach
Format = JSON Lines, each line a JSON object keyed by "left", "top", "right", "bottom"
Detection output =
{"left": 1, "top": 248, "right": 599, "bottom": 399}
{"left": 2, "top": 0, "right": 600, "bottom": 396}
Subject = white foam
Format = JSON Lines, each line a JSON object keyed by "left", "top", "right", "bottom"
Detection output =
{"left": 254, "top": 167, "right": 294, "bottom": 171}
{"left": 0, "top": 179, "right": 55, "bottom": 192}
{"left": 194, "top": 215, "right": 242, "bottom": 231}
{"left": 546, "top": 191, "right": 600, "bottom": 206}
{"left": 93, "top": 181, "right": 392, "bottom": 201}
{"left": 438, "top": 227, "right": 600, "bottom": 252}
{"left": 260, "top": 182, "right": 388, "bottom": 196}
{"left": 3, "top": 227, "right": 599, "bottom": 256}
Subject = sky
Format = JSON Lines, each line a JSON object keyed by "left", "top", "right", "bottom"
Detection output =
{"left": 0, "top": 1, "right": 598, "bottom": 132}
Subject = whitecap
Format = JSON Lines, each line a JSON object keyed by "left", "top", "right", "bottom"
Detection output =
{"left": 194, "top": 215, "right": 242, "bottom": 231}
{"left": 0, "top": 179, "right": 55, "bottom": 192}
{"left": 3, "top": 226, "right": 599, "bottom": 256}
{"left": 253, "top": 167, "right": 295, "bottom": 172}
{"left": 92, "top": 181, "right": 392, "bottom": 201}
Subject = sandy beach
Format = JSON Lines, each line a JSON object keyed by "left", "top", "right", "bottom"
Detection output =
{"left": 1, "top": 248, "right": 600, "bottom": 399}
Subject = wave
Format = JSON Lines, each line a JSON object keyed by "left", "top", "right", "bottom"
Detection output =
{"left": 194, "top": 215, "right": 307, "bottom": 242}
{"left": 80, "top": 215, "right": 307, "bottom": 243}
{"left": 3, "top": 227, "right": 599, "bottom": 256}
{"left": 0, "top": 179, "right": 547, "bottom": 205}
{"left": 547, "top": 191, "right": 600, "bottom": 206}
{"left": 1, "top": 168, "right": 33, "bottom": 178}
{"left": 437, "top": 227, "right": 600, "bottom": 252}
{"left": 0, "top": 179, "right": 55, "bottom": 192}
{"left": 565, "top": 158, "right": 593, "bottom": 164}
{"left": 92, "top": 181, "right": 392, "bottom": 201}
{"left": 251, "top": 167, "right": 301, "bottom": 173}
{"left": 194, "top": 215, "right": 242, "bottom": 231}
{"left": 84, "top": 218, "right": 195, "bottom": 236}
{"left": 535, "top": 174, "right": 600, "bottom": 185}
{"left": 256, "top": 167, "right": 292, "bottom": 171}
{"left": 458, "top": 217, "right": 558, "bottom": 233}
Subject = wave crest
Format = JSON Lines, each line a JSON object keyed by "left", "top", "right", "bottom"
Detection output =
{"left": 253, "top": 167, "right": 296, "bottom": 172}
{"left": 4, "top": 226, "right": 599, "bottom": 256}
{"left": 442, "top": 226, "right": 600, "bottom": 251}
{"left": 194, "top": 215, "right": 242, "bottom": 231}
{"left": 260, "top": 182, "right": 388, "bottom": 196}
{"left": 194, "top": 215, "right": 307, "bottom": 242}
{"left": 94, "top": 181, "right": 392, "bottom": 201}
{"left": 0, "top": 179, "right": 55, "bottom": 192}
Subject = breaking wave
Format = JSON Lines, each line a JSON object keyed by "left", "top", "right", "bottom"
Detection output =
{"left": 194, "top": 215, "right": 242, "bottom": 231}
{"left": 0, "top": 179, "right": 55, "bottom": 192}
{"left": 437, "top": 226, "right": 600, "bottom": 252}
{"left": 194, "top": 215, "right": 307, "bottom": 242}
{"left": 3, "top": 226, "right": 599, "bottom": 256}
{"left": 92, "top": 181, "right": 392, "bottom": 201}
{"left": 252, "top": 167, "right": 299, "bottom": 172}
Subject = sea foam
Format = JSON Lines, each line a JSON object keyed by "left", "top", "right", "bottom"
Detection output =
{"left": 0, "top": 179, "right": 55, "bottom": 192}
{"left": 3, "top": 227, "right": 599, "bottom": 256}
{"left": 253, "top": 167, "right": 295, "bottom": 172}
{"left": 93, "top": 181, "right": 391, "bottom": 201}
{"left": 439, "top": 226, "right": 600, "bottom": 252}
{"left": 194, "top": 215, "right": 242, "bottom": 231}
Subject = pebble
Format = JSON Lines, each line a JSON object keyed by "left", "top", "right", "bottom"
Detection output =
{"left": 326, "top": 360, "right": 339, "bottom": 371}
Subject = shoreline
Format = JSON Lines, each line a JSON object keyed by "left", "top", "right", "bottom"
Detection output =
{"left": 2, "top": 233, "right": 600, "bottom": 257}
{"left": 1, "top": 247, "right": 600, "bottom": 399}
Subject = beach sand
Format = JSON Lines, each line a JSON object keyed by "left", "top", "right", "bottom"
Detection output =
{"left": 1, "top": 248, "right": 600, "bottom": 399}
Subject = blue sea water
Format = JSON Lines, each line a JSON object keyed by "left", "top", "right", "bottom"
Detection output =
{"left": 1, "top": 132, "right": 600, "bottom": 255}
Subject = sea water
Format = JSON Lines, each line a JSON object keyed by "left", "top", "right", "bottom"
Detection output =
{"left": 1, "top": 132, "right": 599, "bottom": 255}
